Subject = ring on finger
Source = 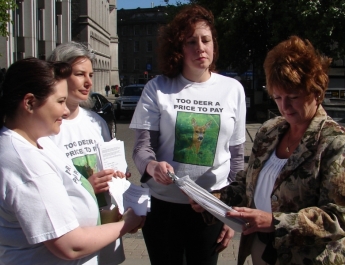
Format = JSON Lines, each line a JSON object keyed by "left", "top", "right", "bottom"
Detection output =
{"left": 245, "top": 222, "right": 251, "bottom": 228}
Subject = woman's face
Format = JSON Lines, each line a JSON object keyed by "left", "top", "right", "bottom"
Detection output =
{"left": 66, "top": 58, "right": 93, "bottom": 104}
{"left": 34, "top": 79, "right": 69, "bottom": 136}
{"left": 182, "top": 21, "right": 214, "bottom": 78}
{"left": 272, "top": 87, "right": 318, "bottom": 126}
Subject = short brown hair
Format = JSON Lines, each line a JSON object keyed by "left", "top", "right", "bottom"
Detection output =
{"left": 157, "top": 4, "right": 218, "bottom": 78}
{"left": 264, "top": 35, "right": 331, "bottom": 103}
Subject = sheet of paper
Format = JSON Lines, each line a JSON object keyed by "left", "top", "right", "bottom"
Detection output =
{"left": 108, "top": 177, "right": 150, "bottom": 216}
{"left": 174, "top": 175, "right": 246, "bottom": 232}
{"left": 97, "top": 139, "right": 127, "bottom": 173}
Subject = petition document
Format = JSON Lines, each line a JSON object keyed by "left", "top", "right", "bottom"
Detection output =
{"left": 174, "top": 175, "right": 245, "bottom": 232}
{"left": 97, "top": 139, "right": 127, "bottom": 173}
{"left": 108, "top": 177, "right": 151, "bottom": 216}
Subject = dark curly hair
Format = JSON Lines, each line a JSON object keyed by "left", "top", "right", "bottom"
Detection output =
{"left": 264, "top": 35, "right": 332, "bottom": 104}
{"left": 157, "top": 4, "right": 218, "bottom": 78}
{"left": 0, "top": 58, "right": 72, "bottom": 128}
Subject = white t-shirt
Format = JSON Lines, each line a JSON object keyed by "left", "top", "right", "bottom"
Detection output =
{"left": 130, "top": 73, "right": 246, "bottom": 203}
{"left": 0, "top": 128, "right": 99, "bottom": 265}
{"left": 50, "top": 107, "right": 111, "bottom": 208}
{"left": 50, "top": 107, "right": 125, "bottom": 265}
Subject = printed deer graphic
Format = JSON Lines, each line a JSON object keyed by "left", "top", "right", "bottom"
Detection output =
{"left": 188, "top": 118, "right": 212, "bottom": 154}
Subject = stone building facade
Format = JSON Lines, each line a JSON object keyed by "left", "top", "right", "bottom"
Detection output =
{"left": 71, "top": 0, "right": 119, "bottom": 93}
{"left": 117, "top": 6, "right": 167, "bottom": 86}
{"left": 0, "top": 0, "right": 70, "bottom": 66}
{"left": 0, "top": 0, "right": 119, "bottom": 95}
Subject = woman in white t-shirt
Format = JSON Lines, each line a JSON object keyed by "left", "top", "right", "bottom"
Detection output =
{"left": 129, "top": 5, "right": 246, "bottom": 265}
{"left": 47, "top": 42, "right": 130, "bottom": 265}
{"left": 0, "top": 58, "right": 144, "bottom": 265}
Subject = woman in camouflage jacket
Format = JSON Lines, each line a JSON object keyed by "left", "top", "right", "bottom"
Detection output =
{"left": 221, "top": 36, "right": 345, "bottom": 264}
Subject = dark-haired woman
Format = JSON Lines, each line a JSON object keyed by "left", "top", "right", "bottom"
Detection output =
{"left": 129, "top": 4, "right": 246, "bottom": 265}
{"left": 0, "top": 58, "right": 144, "bottom": 265}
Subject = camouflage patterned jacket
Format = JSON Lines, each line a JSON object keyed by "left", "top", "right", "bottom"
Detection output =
{"left": 221, "top": 105, "right": 345, "bottom": 265}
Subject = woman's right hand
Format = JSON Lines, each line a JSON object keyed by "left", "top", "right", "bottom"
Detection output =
{"left": 88, "top": 169, "right": 114, "bottom": 194}
{"left": 122, "top": 208, "right": 145, "bottom": 233}
{"left": 146, "top": 161, "right": 174, "bottom": 185}
{"left": 226, "top": 207, "right": 274, "bottom": 234}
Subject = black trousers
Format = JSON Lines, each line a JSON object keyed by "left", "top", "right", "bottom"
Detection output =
{"left": 142, "top": 196, "right": 223, "bottom": 265}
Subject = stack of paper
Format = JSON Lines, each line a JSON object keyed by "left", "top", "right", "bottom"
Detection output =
{"left": 174, "top": 175, "right": 245, "bottom": 232}
{"left": 97, "top": 139, "right": 127, "bottom": 173}
{"left": 108, "top": 177, "right": 151, "bottom": 216}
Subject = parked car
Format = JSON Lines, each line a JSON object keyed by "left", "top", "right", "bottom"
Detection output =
{"left": 91, "top": 92, "right": 117, "bottom": 138}
{"left": 114, "top": 84, "right": 145, "bottom": 119}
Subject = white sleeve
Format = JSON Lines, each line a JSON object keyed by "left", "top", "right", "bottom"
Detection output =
{"left": 229, "top": 84, "right": 246, "bottom": 146}
{"left": 130, "top": 80, "right": 160, "bottom": 131}
{"left": 12, "top": 171, "right": 79, "bottom": 244}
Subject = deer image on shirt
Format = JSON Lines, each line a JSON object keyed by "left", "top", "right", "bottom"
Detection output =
{"left": 188, "top": 118, "right": 212, "bottom": 154}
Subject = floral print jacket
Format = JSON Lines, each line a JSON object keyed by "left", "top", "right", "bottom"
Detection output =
{"left": 221, "top": 106, "right": 345, "bottom": 265}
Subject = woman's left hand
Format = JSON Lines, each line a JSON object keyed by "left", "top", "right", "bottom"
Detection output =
{"left": 113, "top": 171, "right": 126, "bottom": 179}
{"left": 188, "top": 197, "right": 205, "bottom": 213}
{"left": 88, "top": 169, "right": 114, "bottom": 194}
{"left": 226, "top": 207, "right": 274, "bottom": 235}
{"left": 216, "top": 224, "right": 234, "bottom": 253}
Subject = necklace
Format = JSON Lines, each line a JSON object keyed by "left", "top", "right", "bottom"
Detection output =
{"left": 286, "top": 130, "right": 300, "bottom": 153}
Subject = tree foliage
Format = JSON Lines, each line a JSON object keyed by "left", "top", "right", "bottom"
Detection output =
{"left": 188, "top": 0, "right": 345, "bottom": 78}
{"left": 0, "top": 0, "right": 16, "bottom": 37}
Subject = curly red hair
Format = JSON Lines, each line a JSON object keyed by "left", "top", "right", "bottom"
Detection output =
{"left": 157, "top": 4, "right": 218, "bottom": 78}
{"left": 264, "top": 35, "right": 332, "bottom": 103}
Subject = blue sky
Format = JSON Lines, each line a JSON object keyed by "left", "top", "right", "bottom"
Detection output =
{"left": 117, "top": 0, "right": 189, "bottom": 10}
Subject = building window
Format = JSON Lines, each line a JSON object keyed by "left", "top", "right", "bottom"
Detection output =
{"left": 134, "top": 41, "right": 140, "bottom": 52}
{"left": 146, "top": 40, "right": 152, "bottom": 52}
{"left": 134, "top": 25, "right": 140, "bottom": 35}
{"left": 147, "top": 25, "right": 153, "bottom": 35}
{"left": 134, "top": 58, "right": 140, "bottom": 70}
{"left": 121, "top": 26, "right": 126, "bottom": 36}
{"left": 14, "top": 1, "right": 24, "bottom": 37}
{"left": 37, "top": 8, "right": 45, "bottom": 41}
{"left": 120, "top": 42, "right": 125, "bottom": 52}
{"left": 122, "top": 59, "right": 127, "bottom": 70}
{"left": 146, "top": 57, "right": 153, "bottom": 71}
{"left": 56, "top": 0, "right": 63, "bottom": 44}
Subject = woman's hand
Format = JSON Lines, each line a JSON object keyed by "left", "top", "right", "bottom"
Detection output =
{"left": 88, "top": 169, "right": 114, "bottom": 194}
{"left": 146, "top": 161, "right": 174, "bottom": 185}
{"left": 226, "top": 207, "right": 274, "bottom": 235}
{"left": 122, "top": 208, "right": 146, "bottom": 233}
{"left": 113, "top": 170, "right": 128, "bottom": 179}
{"left": 188, "top": 197, "right": 205, "bottom": 213}
{"left": 128, "top": 216, "right": 146, "bottom": 234}
{"left": 216, "top": 225, "right": 234, "bottom": 253}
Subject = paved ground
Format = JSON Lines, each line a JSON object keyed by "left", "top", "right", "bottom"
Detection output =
{"left": 117, "top": 121, "right": 261, "bottom": 265}
{"left": 121, "top": 229, "right": 253, "bottom": 265}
